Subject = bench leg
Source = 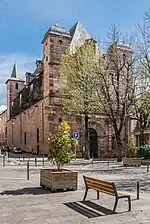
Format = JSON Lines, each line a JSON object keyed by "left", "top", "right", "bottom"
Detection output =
{"left": 83, "top": 187, "right": 88, "bottom": 201}
{"left": 113, "top": 197, "right": 118, "bottom": 212}
{"left": 128, "top": 196, "right": 131, "bottom": 211}
{"left": 97, "top": 191, "right": 99, "bottom": 199}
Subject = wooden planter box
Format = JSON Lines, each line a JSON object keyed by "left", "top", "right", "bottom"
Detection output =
{"left": 141, "top": 160, "right": 150, "bottom": 165}
{"left": 122, "top": 157, "right": 141, "bottom": 167}
{"left": 40, "top": 169, "right": 78, "bottom": 192}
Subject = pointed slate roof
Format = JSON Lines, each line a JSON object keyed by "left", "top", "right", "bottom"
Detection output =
{"left": 11, "top": 63, "right": 17, "bottom": 78}
{"left": 5, "top": 64, "right": 25, "bottom": 84}
{"left": 69, "top": 21, "right": 91, "bottom": 50}
{"left": 42, "top": 23, "right": 71, "bottom": 43}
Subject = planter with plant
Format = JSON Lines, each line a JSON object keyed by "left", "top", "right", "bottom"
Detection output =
{"left": 122, "top": 138, "right": 141, "bottom": 166}
{"left": 40, "top": 121, "right": 78, "bottom": 191}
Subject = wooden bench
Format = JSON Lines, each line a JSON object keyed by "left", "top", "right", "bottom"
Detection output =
{"left": 83, "top": 175, "right": 131, "bottom": 212}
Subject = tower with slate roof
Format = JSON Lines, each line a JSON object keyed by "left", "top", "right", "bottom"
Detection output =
{"left": 41, "top": 22, "right": 93, "bottom": 135}
{"left": 6, "top": 64, "right": 25, "bottom": 120}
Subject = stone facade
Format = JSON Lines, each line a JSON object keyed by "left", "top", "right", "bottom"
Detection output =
{"left": 0, "top": 22, "right": 121, "bottom": 157}
{"left": 0, "top": 110, "right": 7, "bottom": 147}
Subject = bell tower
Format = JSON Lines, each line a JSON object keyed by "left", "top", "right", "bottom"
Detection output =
{"left": 6, "top": 64, "right": 25, "bottom": 120}
{"left": 42, "top": 23, "right": 72, "bottom": 99}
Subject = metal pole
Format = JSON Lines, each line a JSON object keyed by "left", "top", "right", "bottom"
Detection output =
{"left": 42, "top": 154, "right": 44, "bottom": 166}
{"left": 91, "top": 154, "right": 94, "bottom": 165}
{"left": 27, "top": 161, "right": 29, "bottom": 180}
{"left": 107, "top": 159, "right": 109, "bottom": 167}
{"left": 35, "top": 157, "right": 37, "bottom": 167}
{"left": 137, "top": 181, "right": 139, "bottom": 200}
{"left": 147, "top": 164, "right": 149, "bottom": 172}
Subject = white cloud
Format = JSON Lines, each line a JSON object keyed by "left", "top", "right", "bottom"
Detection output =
{"left": 0, "top": 53, "right": 37, "bottom": 107}
{"left": 0, "top": 105, "right": 7, "bottom": 112}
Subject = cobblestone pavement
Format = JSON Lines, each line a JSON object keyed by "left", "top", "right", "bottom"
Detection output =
{"left": 0, "top": 160, "right": 150, "bottom": 223}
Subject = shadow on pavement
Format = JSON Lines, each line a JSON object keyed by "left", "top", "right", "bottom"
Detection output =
{"left": 64, "top": 200, "right": 117, "bottom": 218}
{"left": 0, "top": 187, "right": 51, "bottom": 195}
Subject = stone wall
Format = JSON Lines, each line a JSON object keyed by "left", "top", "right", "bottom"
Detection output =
{"left": 0, "top": 110, "right": 7, "bottom": 146}
{"left": 11, "top": 73, "right": 43, "bottom": 118}
{"left": 7, "top": 96, "right": 50, "bottom": 154}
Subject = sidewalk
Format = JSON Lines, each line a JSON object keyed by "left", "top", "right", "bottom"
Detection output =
{"left": 0, "top": 163, "right": 149, "bottom": 223}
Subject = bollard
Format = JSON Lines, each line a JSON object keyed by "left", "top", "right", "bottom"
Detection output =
{"left": 91, "top": 154, "right": 94, "bottom": 165}
{"left": 3, "top": 155, "right": 5, "bottom": 167}
{"left": 27, "top": 161, "right": 29, "bottom": 180}
{"left": 42, "top": 154, "right": 44, "bottom": 166}
{"left": 137, "top": 181, "right": 139, "bottom": 200}
{"left": 147, "top": 164, "right": 149, "bottom": 172}
{"left": 23, "top": 157, "right": 24, "bottom": 162}
{"left": 35, "top": 157, "right": 37, "bottom": 167}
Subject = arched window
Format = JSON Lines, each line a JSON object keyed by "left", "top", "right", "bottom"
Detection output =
{"left": 58, "top": 40, "right": 63, "bottom": 45}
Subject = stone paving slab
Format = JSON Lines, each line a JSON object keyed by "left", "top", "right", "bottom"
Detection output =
{"left": 0, "top": 163, "right": 150, "bottom": 223}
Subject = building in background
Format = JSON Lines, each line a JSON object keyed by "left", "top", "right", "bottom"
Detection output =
{"left": 0, "top": 22, "right": 129, "bottom": 157}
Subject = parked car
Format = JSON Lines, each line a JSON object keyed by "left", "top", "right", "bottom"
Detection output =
{"left": 12, "top": 147, "right": 23, "bottom": 154}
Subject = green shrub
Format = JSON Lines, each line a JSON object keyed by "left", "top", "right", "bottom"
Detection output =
{"left": 48, "top": 121, "right": 78, "bottom": 170}
{"left": 124, "top": 138, "right": 138, "bottom": 157}
{"left": 137, "top": 144, "right": 150, "bottom": 159}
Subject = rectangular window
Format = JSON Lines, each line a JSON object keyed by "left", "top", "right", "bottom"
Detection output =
{"left": 5, "top": 127, "right": 7, "bottom": 139}
{"left": 37, "top": 128, "right": 39, "bottom": 143}
{"left": 24, "top": 131, "right": 26, "bottom": 145}
{"left": 15, "top": 83, "right": 18, "bottom": 90}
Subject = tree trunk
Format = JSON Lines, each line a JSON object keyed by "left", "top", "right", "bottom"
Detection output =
{"left": 116, "top": 135, "right": 122, "bottom": 162}
{"left": 140, "top": 129, "right": 144, "bottom": 146}
{"left": 84, "top": 113, "right": 90, "bottom": 159}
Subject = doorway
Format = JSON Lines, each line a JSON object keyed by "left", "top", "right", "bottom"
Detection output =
{"left": 89, "top": 128, "right": 98, "bottom": 158}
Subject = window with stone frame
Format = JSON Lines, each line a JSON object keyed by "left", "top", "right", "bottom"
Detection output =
{"left": 15, "top": 83, "right": 18, "bottom": 90}
{"left": 24, "top": 131, "right": 27, "bottom": 145}
{"left": 37, "top": 128, "right": 39, "bottom": 143}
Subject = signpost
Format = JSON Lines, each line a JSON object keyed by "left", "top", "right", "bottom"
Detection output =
{"left": 73, "top": 132, "right": 79, "bottom": 159}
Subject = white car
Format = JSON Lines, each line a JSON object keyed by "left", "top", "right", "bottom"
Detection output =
{"left": 12, "top": 148, "right": 23, "bottom": 154}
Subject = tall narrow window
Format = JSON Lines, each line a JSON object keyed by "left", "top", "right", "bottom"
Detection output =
{"left": 5, "top": 127, "right": 7, "bottom": 139}
{"left": 24, "top": 131, "right": 26, "bottom": 145}
{"left": 15, "top": 83, "right": 18, "bottom": 90}
{"left": 37, "top": 128, "right": 39, "bottom": 143}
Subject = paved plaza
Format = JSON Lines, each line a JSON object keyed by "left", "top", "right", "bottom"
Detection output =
{"left": 0, "top": 159, "right": 150, "bottom": 223}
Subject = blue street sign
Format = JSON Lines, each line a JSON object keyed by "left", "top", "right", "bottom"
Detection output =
{"left": 73, "top": 132, "right": 79, "bottom": 140}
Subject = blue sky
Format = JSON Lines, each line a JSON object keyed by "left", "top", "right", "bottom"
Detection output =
{"left": 0, "top": 0, "right": 150, "bottom": 110}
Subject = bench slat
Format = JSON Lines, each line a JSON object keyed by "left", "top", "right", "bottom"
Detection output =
{"left": 84, "top": 176, "right": 114, "bottom": 187}
{"left": 86, "top": 180, "right": 114, "bottom": 190}
{"left": 87, "top": 183, "right": 116, "bottom": 195}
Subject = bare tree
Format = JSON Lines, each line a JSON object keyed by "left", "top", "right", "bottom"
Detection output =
{"left": 95, "top": 26, "right": 136, "bottom": 161}
{"left": 137, "top": 7, "right": 150, "bottom": 78}
{"left": 133, "top": 7, "right": 150, "bottom": 145}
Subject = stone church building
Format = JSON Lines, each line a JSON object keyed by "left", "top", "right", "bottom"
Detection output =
{"left": 0, "top": 21, "right": 125, "bottom": 158}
